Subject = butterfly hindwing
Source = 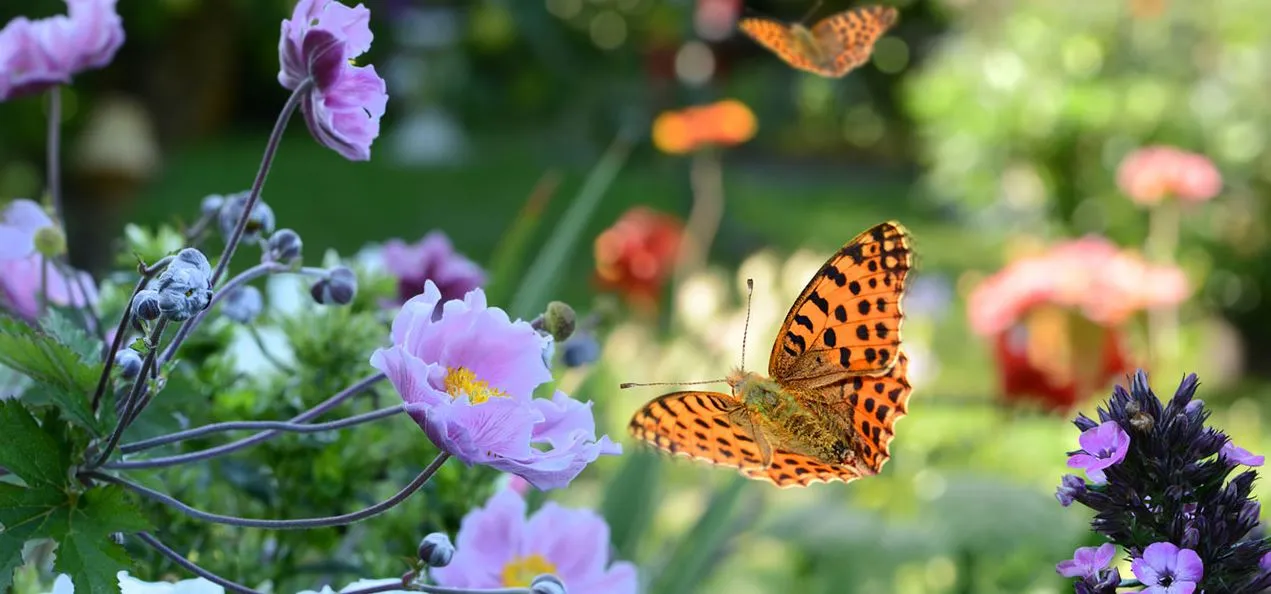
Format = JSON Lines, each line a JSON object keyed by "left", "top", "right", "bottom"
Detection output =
{"left": 737, "top": 17, "right": 824, "bottom": 75}
{"left": 627, "top": 391, "right": 768, "bottom": 470}
{"left": 768, "top": 221, "right": 913, "bottom": 388}
{"left": 810, "top": 5, "right": 899, "bottom": 77}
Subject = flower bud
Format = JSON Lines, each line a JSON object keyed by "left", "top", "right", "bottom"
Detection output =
{"left": 562, "top": 334, "right": 600, "bottom": 368}
{"left": 33, "top": 225, "right": 66, "bottom": 258}
{"left": 542, "top": 301, "right": 576, "bottom": 342}
{"left": 200, "top": 194, "right": 225, "bottom": 217}
{"left": 218, "top": 191, "right": 276, "bottom": 243}
{"left": 530, "top": 575, "right": 566, "bottom": 594}
{"left": 267, "top": 228, "right": 303, "bottom": 264}
{"left": 1055, "top": 474, "right": 1086, "bottom": 507}
{"left": 417, "top": 532, "right": 454, "bottom": 567}
{"left": 154, "top": 264, "right": 214, "bottom": 321}
{"left": 171, "top": 247, "right": 213, "bottom": 278}
{"left": 310, "top": 266, "right": 357, "bottom": 305}
{"left": 132, "top": 290, "right": 163, "bottom": 321}
{"left": 115, "top": 349, "right": 143, "bottom": 379}
{"left": 222, "top": 285, "right": 264, "bottom": 324}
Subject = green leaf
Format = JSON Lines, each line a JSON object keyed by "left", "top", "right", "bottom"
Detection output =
{"left": 0, "top": 483, "right": 69, "bottom": 591}
{"left": 22, "top": 385, "right": 103, "bottom": 437}
{"left": 54, "top": 487, "right": 150, "bottom": 594}
{"left": 651, "top": 475, "right": 753, "bottom": 594}
{"left": 601, "top": 449, "right": 662, "bottom": 560}
{"left": 0, "top": 400, "right": 70, "bottom": 488}
{"left": 509, "top": 133, "right": 633, "bottom": 319}
{"left": 39, "top": 308, "right": 103, "bottom": 364}
{"left": 0, "top": 313, "right": 99, "bottom": 395}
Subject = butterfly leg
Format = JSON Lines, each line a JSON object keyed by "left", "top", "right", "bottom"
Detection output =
{"left": 728, "top": 407, "right": 774, "bottom": 467}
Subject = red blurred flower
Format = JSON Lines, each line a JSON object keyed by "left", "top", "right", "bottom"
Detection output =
{"left": 695, "top": 0, "right": 742, "bottom": 41}
{"left": 594, "top": 207, "right": 684, "bottom": 312}
{"left": 968, "top": 236, "right": 1189, "bottom": 412}
{"left": 1116, "top": 145, "right": 1222, "bottom": 206}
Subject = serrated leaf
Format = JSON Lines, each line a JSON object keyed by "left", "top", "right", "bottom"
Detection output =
{"left": 54, "top": 487, "right": 150, "bottom": 594}
{"left": 0, "top": 313, "right": 98, "bottom": 395}
{"left": 39, "top": 308, "right": 102, "bottom": 364}
{"left": 0, "top": 400, "right": 70, "bottom": 487}
{"left": 0, "top": 483, "right": 69, "bottom": 591}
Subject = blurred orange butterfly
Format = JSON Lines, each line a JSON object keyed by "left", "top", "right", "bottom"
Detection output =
{"left": 625, "top": 221, "right": 914, "bottom": 488}
{"left": 738, "top": 4, "right": 898, "bottom": 78}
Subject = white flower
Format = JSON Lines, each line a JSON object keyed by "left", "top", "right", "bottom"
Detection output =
{"left": 117, "top": 572, "right": 224, "bottom": 594}
{"left": 297, "top": 578, "right": 412, "bottom": 594}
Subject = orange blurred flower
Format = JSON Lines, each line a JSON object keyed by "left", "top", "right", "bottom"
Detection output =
{"left": 594, "top": 207, "right": 684, "bottom": 312}
{"left": 968, "top": 237, "right": 1189, "bottom": 412}
{"left": 1116, "top": 145, "right": 1222, "bottom": 206}
{"left": 652, "top": 99, "right": 757, "bottom": 155}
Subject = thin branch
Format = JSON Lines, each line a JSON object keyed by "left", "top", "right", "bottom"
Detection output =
{"left": 89, "top": 453, "right": 449, "bottom": 529}
{"left": 87, "top": 318, "right": 168, "bottom": 469}
{"left": 134, "top": 531, "right": 263, "bottom": 594}
{"left": 120, "top": 404, "right": 404, "bottom": 454}
{"left": 161, "top": 261, "right": 286, "bottom": 365}
{"left": 105, "top": 372, "right": 385, "bottom": 469}
{"left": 91, "top": 258, "right": 173, "bottom": 413}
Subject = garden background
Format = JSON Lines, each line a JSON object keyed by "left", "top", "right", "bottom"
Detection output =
{"left": 3, "top": 0, "right": 1271, "bottom": 592}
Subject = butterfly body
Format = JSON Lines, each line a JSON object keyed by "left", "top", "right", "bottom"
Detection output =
{"left": 628, "top": 221, "right": 916, "bottom": 488}
{"left": 738, "top": 5, "right": 898, "bottom": 78}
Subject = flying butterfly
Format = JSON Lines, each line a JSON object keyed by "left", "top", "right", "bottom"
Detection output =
{"left": 625, "top": 221, "right": 914, "bottom": 488}
{"left": 738, "top": 4, "right": 899, "bottom": 78}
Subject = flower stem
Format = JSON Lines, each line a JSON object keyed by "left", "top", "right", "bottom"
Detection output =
{"left": 1145, "top": 199, "right": 1181, "bottom": 374}
{"left": 676, "top": 148, "right": 725, "bottom": 282}
{"left": 414, "top": 586, "right": 531, "bottom": 594}
{"left": 160, "top": 261, "right": 287, "bottom": 365}
{"left": 209, "top": 79, "right": 311, "bottom": 287}
{"left": 88, "top": 318, "right": 168, "bottom": 469}
{"left": 46, "top": 87, "right": 63, "bottom": 225}
{"left": 39, "top": 255, "right": 49, "bottom": 318}
{"left": 90, "top": 257, "right": 174, "bottom": 413}
{"left": 119, "top": 404, "right": 403, "bottom": 454}
{"left": 135, "top": 531, "right": 263, "bottom": 594}
{"left": 247, "top": 325, "right": 295, "bottom": 373}
{"left": 90, "top": 452, "right": 449, "bottom": 529}
{"left": 105, "top": 372, "right": 385, "bottom": 469}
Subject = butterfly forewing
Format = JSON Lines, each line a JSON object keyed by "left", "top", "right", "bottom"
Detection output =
{"left": 768, "top": 221, "right": 913, "bottom": 389}
{"left": 810, "top": 5, "right": 899, "bottom": 77}
{"left": 627, "top": 391, "right": 769, "bottom": 470}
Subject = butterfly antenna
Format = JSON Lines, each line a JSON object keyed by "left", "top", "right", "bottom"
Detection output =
{"left": 798, "top": 0, "right": 824, "bottom": 24}
{"left": 741, "top": 278, "right": 755, "bottom": 370}
{"left": 620, "top": 379, "right": 727, "bottom": 389}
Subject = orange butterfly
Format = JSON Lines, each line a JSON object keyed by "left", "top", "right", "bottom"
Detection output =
{"left": 626, "top": 221, "right": 914, "bottom": 488}
{"left": 738, "top": 4, "right": 898, "bottom": 78}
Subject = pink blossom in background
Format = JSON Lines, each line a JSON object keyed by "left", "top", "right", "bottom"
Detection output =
{"left": 1117, "top": 146, "right": 1222, "bottom": 206}
{"left": 431, "top": 489, "right": 637, "bottom": 593}
{"left": 0, "top": 0, "right": 124, "bottom": 101}
{"left": 0, "top": 199, "right": 96, "bottom": 320}
{"left": 968, "top": 236, "right": 1189, "bottom": 336}
{"left": 277, "top": 0, "right": 387, "bottom": 161}
{"left": 382, "top": 231, "right": 485, "bottom": 307}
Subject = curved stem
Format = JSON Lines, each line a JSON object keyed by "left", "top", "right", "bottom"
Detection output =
{"left": 88, "top": 319, "right": 168, "bottom": 469}
{"left": 161, "top": 262, "right": 286, "bottom": 365}
{"left": 209, "top": 79, "right": 311, "bottom": 287}
{"left": 46, "top": 88, "right": 63, "bottom": 224}
{"left": 135, "top": 531, "right": 262, "bottom": 594}
{"left": 91, "top": 258, "right": 174, "bottom": 413}
{"left": 105, "top": 372, "right": 385, "bottom": 469}
{"left": 90, "top": 453, "right": 449, "bottom": 529}
{"left": 414, "top": 586, "right": 530, "bottom": 594}
{"left": 247, "top": 325, "right": 295, "bottom": 373}
{"left": 120, "top": 404, "right": 404, "bottom": 454}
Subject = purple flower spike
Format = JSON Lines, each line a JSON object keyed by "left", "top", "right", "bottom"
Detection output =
{"left": 277, "top": 0, "right": 387, "bottom": 161}
{"left": 1221, "top": 441, "right": 1265, "bottom": 468}
{"left": 0, "top": 0, "right": 124, "bottom": 101}
{"left": 431, "top": 489, "right": 638, "bottom": 593}
{"left": 1132, "top": 542, "right": 1203, "bottom": 594}
{"left": 382, "top": 231, "right": 486, "bottom": 307}
{"left": 1067, "top": 421, "right": 1130, "bottom": 484}
{"left": 369, "top": 280, "right": 620, "bottom": 490}
{"left": 1057, "top": 543, "right": 1117, "bottom": 579}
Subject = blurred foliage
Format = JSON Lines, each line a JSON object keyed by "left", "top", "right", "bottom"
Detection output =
{"left": 904, "top": 0, "right": 1271, "bottom": 364}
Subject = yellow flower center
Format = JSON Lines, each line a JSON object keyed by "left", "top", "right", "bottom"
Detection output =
{"left": 443, "top": 366, "right": 507, "bottom": 405}
{"left": 500, "top": 554, "right": 557, "bottom": 587}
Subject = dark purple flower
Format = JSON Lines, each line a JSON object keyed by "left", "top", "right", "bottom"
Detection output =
{"left": 0, "top": 0, "right": 124, "bottom": 101}
{"left": 368, "top": 281, "right": 620, "bottom": 490}
{"left": 277, "top": 0, "right": 386, "bottom": 161}
{"left": 1056, "top": 543, "right": 1117, "bottom": 579}
{"left": 381, "top": 231, "right": 485, "bottom": 307}
{"left": 1067, "top": 421, "right": 1130, "bottom": 483}
{"left": 1260, "top": 551, "right": 1271, "bottom": 572}
{"left": 1222, "top": 441, "right": 1265, "bottom": 467}
{"left": 1056, "top": 474, "right": 1086, "bottom": 507}
{"left": 1131, "top": 542, "right": 1203, "bottom": 594}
